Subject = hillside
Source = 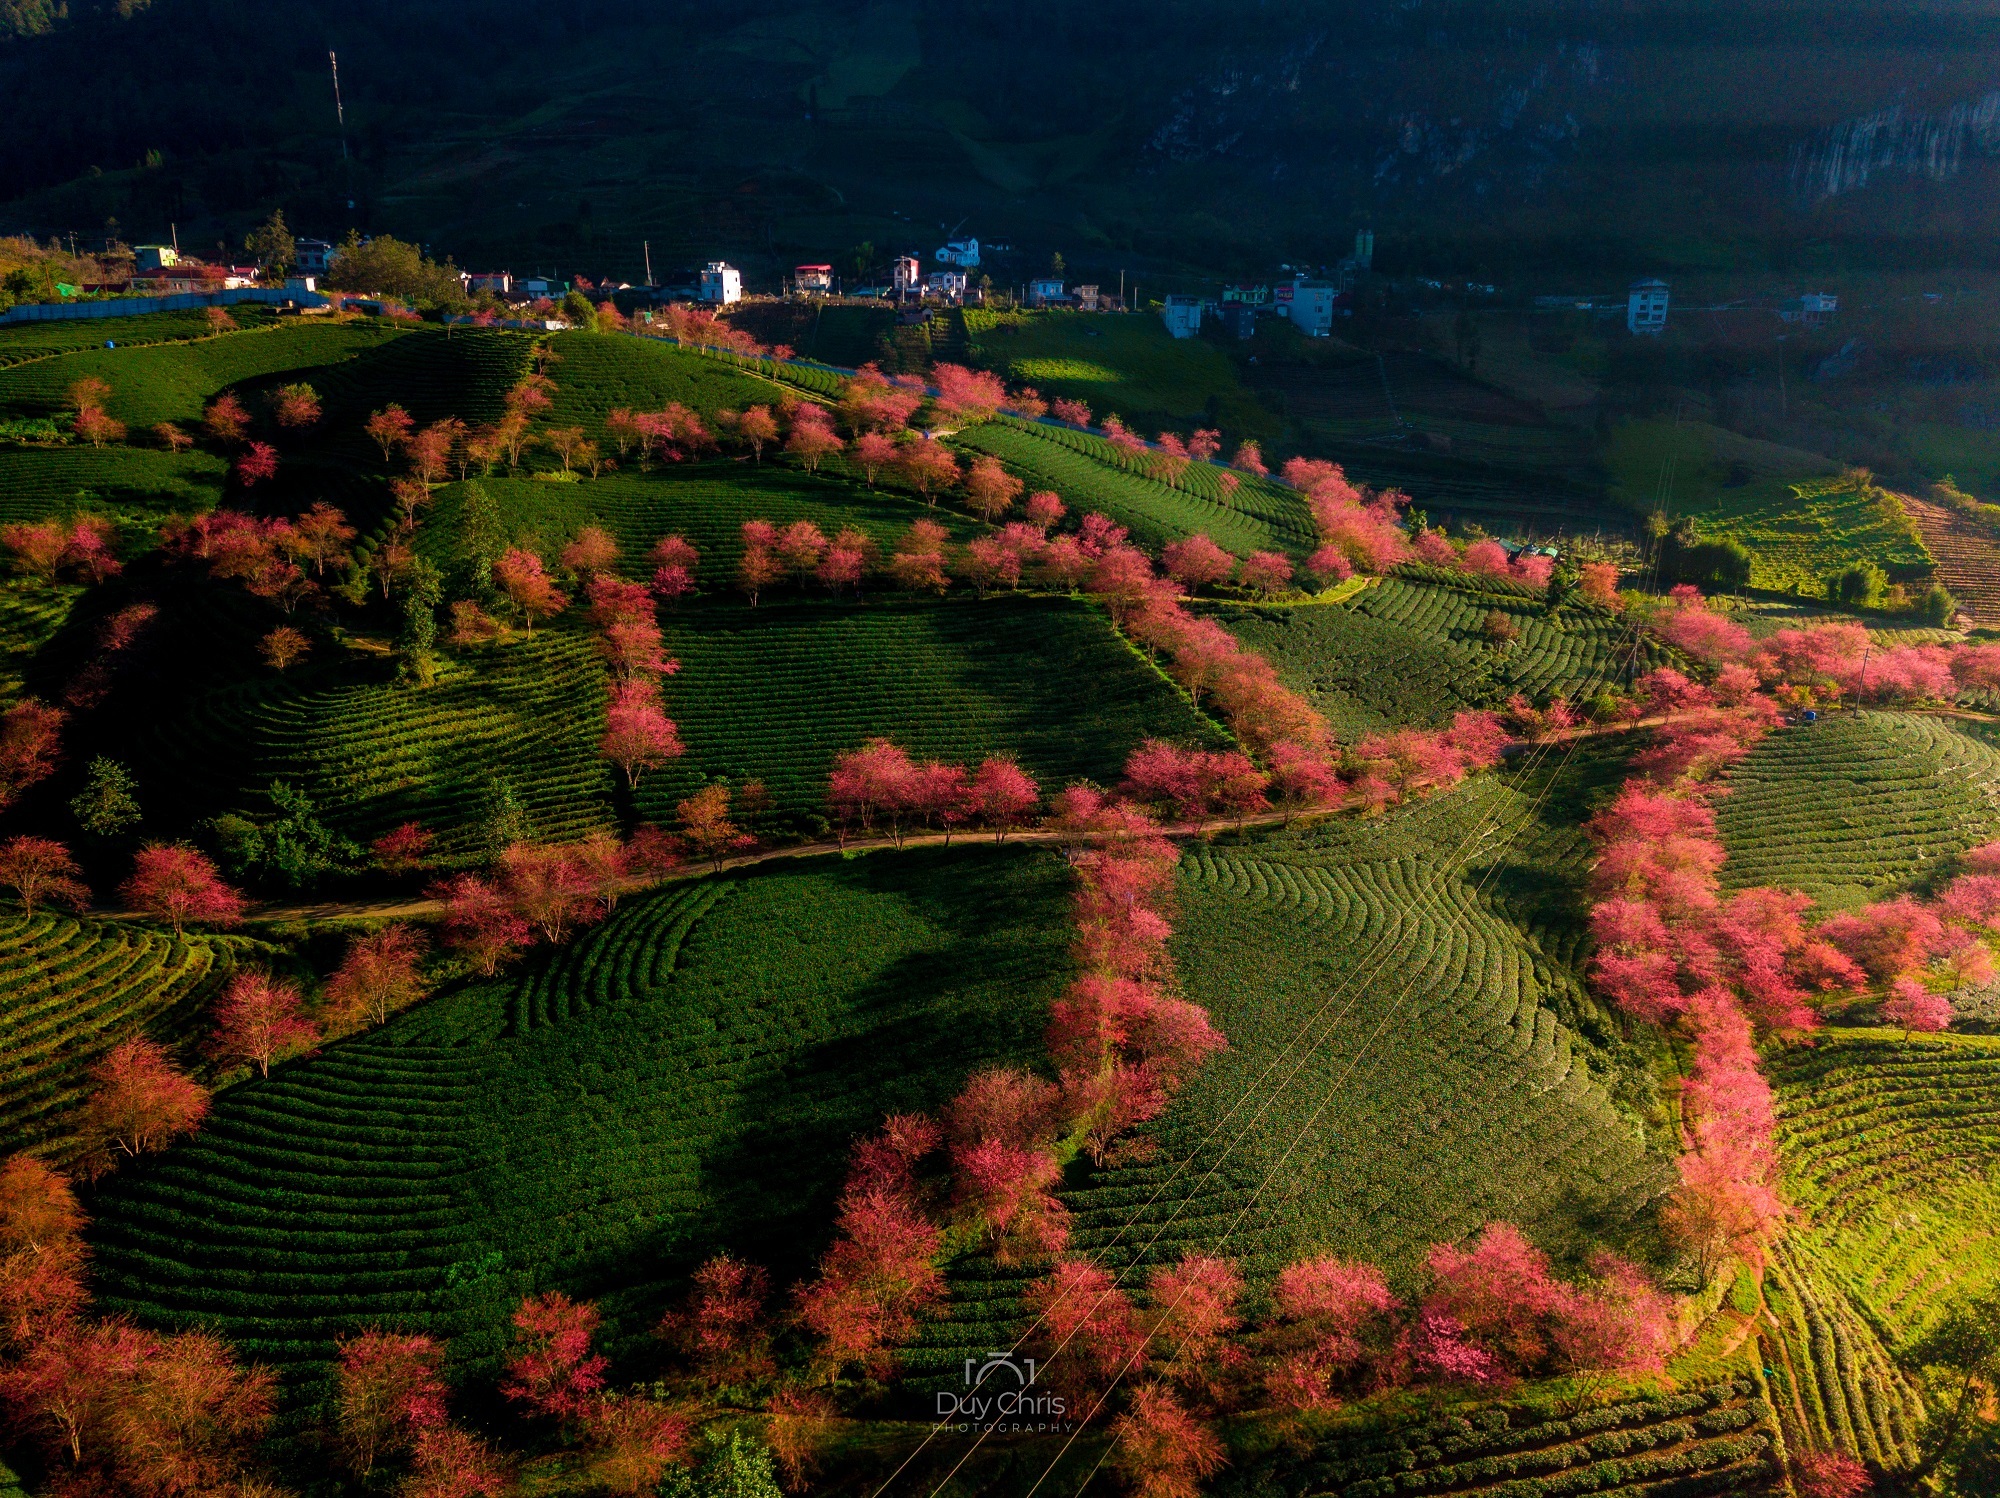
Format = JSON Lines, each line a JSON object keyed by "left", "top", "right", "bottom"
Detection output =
{"left": 1, "top": 297, "right": 1996, "bottom": 1498}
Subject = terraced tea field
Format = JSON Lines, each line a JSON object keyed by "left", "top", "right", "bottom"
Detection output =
{"left": 1349, "top": 575, "right": 1668, "bottom": 702}
{"left": 131, "top": 630, "right": 617, "bottom": 859}
{"left": 0, "top": 309, "right": 242, "bottom": 368}
{"left": 305, "top": 327, "right": 529, "bottom": 433}
{"left": 1287, "top": 1377, "right": 1782, "bottom": 1498}
{"left": 420, "top": 467, "right": 971, "bottom": 593}
{"left": 0, "top": 910, "right": 244, "bottom": 1155}
{"left": 0, "top": 321, "right": 410, "bottom": 427}
{"left": 86, "top": 848, "right": 1072, "bottom": 1371}
{"left": 642, "top": 597, "right": 1225, "bottom": 829}
{"left": 0, "top": 577, "right": 84, "bottom": 704}
{"left": 951, "top": 417, "right": 1316, "bottom": 558}
{"left": 1752, "top": 1033, "right": 2000, "bottom": 1473}
{"left": 915, "top": 748, "right": 1667, "bottom": 1379}
{"left": 542, "top": 331, "right": 790, "bottom": 429}
{"left": 0, "top": 445, "right": 227, "bottom": 522}
{"left": 1218, "top": 598, "right": 1504, "bottom": 737}
{"left": 1715, "top": 712, "right": 2000, "bottom": 908}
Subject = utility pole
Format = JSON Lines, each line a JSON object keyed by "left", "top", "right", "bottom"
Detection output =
{"left": 643, "top": 240, "right": 654, "bottom": 287}
{"left": 329, "top": 51, "right": 347, "bottom": 156}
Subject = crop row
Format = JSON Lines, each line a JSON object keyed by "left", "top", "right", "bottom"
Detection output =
{"left": 1299, "top": 1379, "right": 1776, "bottom": 1498}
{"left": 636, "top": 596, "right": 1224, "bottom": 828}
{"left": 86, "top": 1038, "right": 489, "bottom": 1365}
{"left": 1219, "top": 599, "right": 1504, "bottom": 737}
{"left": 136, "top": 628, "right": 617, "bottom": 858}
{"left": 418, "top": 467, "right": 974, "bottom": 594}
{"left": 86, "top": 847, "right": 1074, "bottom": 1370}
{"left": 1715, "top": 712, "right": 2000, "bottom": 906}
{"left": 1762, "top": 1244, "right": 1923, "bottom": 1471}
{"left": 0, "top": 445, "right": 227, "bottom": 524}
{"left": 0, "top": 578, "right": 84, "bottom": 704}
{"left": 511, "top": 880, "right": 732, "bottom": 1033}
{"left": 950, "top": 418, "right": 1311, "bottom": 558}
{"left": 0, "top": 321, "right": 409, "bottom": 427}
{"left": 998, "top": 416, "right": 1314, "bottom": 535}
{"left": 1350, "top": 578, "right": 1663, "bottom": 702}
{"left": 551, "top": 332, "right": 821, "bottom": 425}
{"left": 0, "top": 910, "right": 243, "bottom": 1154}
{"left": 0, "top": 309, "right": 249, "bottom": 368}
{"left": 1768, "top": 1035, "right": 2000, "bottom": 1339}
{"left": 922, "top": 772, "right": 1661, "bottom": 1371}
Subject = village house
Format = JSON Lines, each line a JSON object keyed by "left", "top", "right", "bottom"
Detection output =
{"left": 1627, "top": 278, "right": 1669, "bottom": 335}
{"left": 1162, "top": 293, "right": 1204, "bottom": 338}
{"left": 926, "top": 268, "right": 968, "bottom": 301}
{"left": 698, "top": 262, "right": 742, "bottom": 305}
{"left": 467, "top": 272, "right": 513, "bottom": 295}
{"left": 1027, "top": 277, "right": 1065, "bottom": 307}
{"left": 1274, "top": 277, "right": 1337, "bottom": 336}
{"left": 892, "top": 255, "right": 922, "bottom": 297}
{"left": 793, "top": 264, "right": 834, "bottom": 294}
{"left": 295, "top": 239, "right": 334, "bottom": 278}
{"left": 935, "top": 237, "right": 980, "bottom": 268}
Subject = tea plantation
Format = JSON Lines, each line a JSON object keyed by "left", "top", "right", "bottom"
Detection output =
{"left": 1715, "top": 712, "right": 2000, "bottom": 909}
{"left": 85, "top": 847, "right": 1072, "bottom": 1372}
{"left": 0, "top": 910, "right": 247, "bottom": 1155}
{"left": 914, "top": 743, "right": 1670, "bottom": 1379}
{"left": 129, "top": 629, "right": 619, "bottom": 859}
{"left": 640, "top": 596, "right": 1224, "bottom": 827}
{"left": 0, "top": 320, "right": 410, "bottom": 426}
{"left": 950, "top": 417, "right": 1316, "bottom": 557}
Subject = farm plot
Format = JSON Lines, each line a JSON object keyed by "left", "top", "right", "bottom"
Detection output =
{"left": 1287, "top": 1377, "right": 1782, "bottom": 1498}
{"left": 1715, "top": 713, "right": 2000, "bottom": 909}
{"left": 1770, "top": 1035, "right": 2000, "bottom": 1340}
{"left": 0, "top": 446, "right": 227, "bottom": 523}
{"left": 85, "top": 1029, "right": 490, "bottom": 1368}
{"left": 0, "top": 309, "right": 244, "bottom": 368}
{"left": 950, "top": 418, "right": 1315, "bottom": 558}
{"left": 131, "top": 630, "right": 616, "bottom": 859}
{"left": 419, "top": 467, "right": 969, "bottom": 594}
{"left": 1218, "top": 599, "right": 1503, "bottom": 737}
{"left": 914, "top": 755, "right": 1669, "bottom": 1382}
{"left": 1350, "top": 576, "right": 1666, "bottom": 702}
{"left": 0, "top": 321, "right": 410, "bottom": 427}
{"left": 641, "top": 597, "right": 1225, "bottom": 830}
{"left": 85, "top": 847, "right": 1073, "bottom": 1373}
{"left": 0, "top": 577, "right": 85, "bottom": 704}
{"left": 544, "top": 332, "right": 801, "bottom": 431}
{"left": 0, "top": 910, "right": 243, "bottom": 1156}
{"left": 1761, "top": 1243, "right": 1925, "bottom": 1471}
{"left": 306, "top": 327, "right": 530, "bottom": 433}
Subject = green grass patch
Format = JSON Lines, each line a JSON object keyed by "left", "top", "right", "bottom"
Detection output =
{"left": 640, "top": 595, "right": 1226, "bottom": 829}
{"left": 84, "top": 847, "right": 1072, "bottom": 1373}
{"left": 0, "top": 321, "right": 411, "bottom": 426}
{"left": 951, "top": 416, "right": 1314, "bottom": 557}
{"left": 961, "top": 309, "right": 1274, "bottom": 433}
{"left": 1715, "top": 712, "right": 2000, "bottom": 910}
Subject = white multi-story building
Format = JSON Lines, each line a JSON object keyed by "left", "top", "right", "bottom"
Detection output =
{"left": 892, "top": 255, "right": 922, "bottom": 297}
{"left": 926, "top": 269, "right": 968, "bottom": 300}
{"left": 1162, "top": 294, "right": 1204, "bottom": 339}
{"left": 935, "top": 238, "right": 980, "bottom": 268}
{"left": 1627, "top": 278, "right": 1669, "bottom": 335}
{"left": 1274, "top": 278, "right": 1337, "bottom": 336}
{"left": 699, "top": 261, "right": 743, "bottom": 305}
